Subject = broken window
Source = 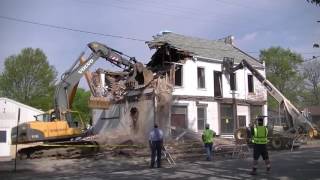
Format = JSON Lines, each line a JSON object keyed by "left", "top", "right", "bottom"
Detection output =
{"left": 248, "top": 74, "right": 254, "bottom": 93}
{"left": 197, "top": 67, "right": 205, "bottom": 88}
{"left": 175, "top": 65, "right": 183, "bottom": 86}
{"left": 214, "top": 71, "right": 222, "bottom": 97}
{"left": 220, "top": 104, "right": 234, "bottom": 134}
{"left": 197, "top": 105, "right": 207, "bottom": 130}
{"left": 230, "top": 73, "right": 237, "bottom": 91}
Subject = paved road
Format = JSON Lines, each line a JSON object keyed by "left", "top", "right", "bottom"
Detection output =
{"left": 1, "top": 147, "right": 320, "bottom": 180}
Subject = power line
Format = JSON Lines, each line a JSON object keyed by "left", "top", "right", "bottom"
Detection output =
{"left": 0, "top": 15, "right": 318, "bottom": 56}
{"left": 0, "top": 15, "right": 239, "bottom": 52}
{"left": 115, "top": 0, "right": 238, "bottom": 24}
{"left": 74, "top": 0, "right": 235, "bottom": 27}
{"left": 0, "top": 15, "right": 146, "bottom": 42}
{"left": 112, "top": 0, "right": 308, "bottom": 34}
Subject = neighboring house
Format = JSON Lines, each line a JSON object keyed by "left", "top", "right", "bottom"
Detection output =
{"left": 304, "top": 106, "right": 320, "bottom": 126}
{"left": 0, "top": 97, "right": 43, "bottom": 157}
{"left": 147, "top": 32, "right": 267, "bottom": 136}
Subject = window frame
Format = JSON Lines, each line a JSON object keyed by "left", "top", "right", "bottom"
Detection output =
{"left": 214, "top": 71, "right": 223, "bottom": 97}
{"left": 0, "top": 131, "right": 6, "bottom": 143}
{"left": 230, "top": 72, "right": 237, "bottom": 91}
{"left": 197, "top": 67, "right": 206, "bottom": 89}
{"left": 248, "top": 74, "right": 254, "bottom": 93}
{"left": 220, "top": 103, "right": 235, "bottom": 134}
{"left": 174, "top": 64, "right": 183, "bottom": 87}
{"left": 197, "top": 105, "right": 207, "bottom": 130}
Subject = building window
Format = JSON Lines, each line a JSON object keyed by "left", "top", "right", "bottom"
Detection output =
{"left": 171, "top": 106, "right": 187, "bottom": 129}
{"left": 214, "top": 71, "right": 222, "bottom": 97}
{"left": 175, "top": 65, "right": 183, "bottom": 86}
{"left": 248, "top": 74, "right": 254, "bottom": 93}
{"left": 230, "top": 73, "right": 237, "bottom": 91}
{"left": 238, "top": 115, "right": 246, "bottom": 127}
{"left": 220, "top": 104, "right": 234, "bottom": 134}
{"left": 197, "top": 67, "right": 205, "bottom": 88}
{"left": 0, "top": 131, "right": 6, "bottom": 143}
{"left": 197, "top": 106, "right": 207, "bottom": 130}
{"left": 250, "top": 105, "right": 262, "bottom": 124}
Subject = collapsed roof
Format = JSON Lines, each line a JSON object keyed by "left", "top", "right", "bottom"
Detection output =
{"left": 146, "top": 32, "right": 263, "bottom": 68}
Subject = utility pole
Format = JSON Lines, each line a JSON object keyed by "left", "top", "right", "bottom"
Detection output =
{"left": 313, "top": 20, "right": 320, "bottom": 48}
{"left": 231, "top": 91, "right": 238, "bottom": 131}
{"left": 14, "top": 108, "right": 21, "bottom": 172}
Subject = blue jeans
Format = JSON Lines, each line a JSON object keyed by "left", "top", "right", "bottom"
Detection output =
{"left": 205, "top": 143, "right": 213, "bottom": 161}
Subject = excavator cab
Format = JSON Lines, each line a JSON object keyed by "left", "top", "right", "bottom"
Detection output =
{"left": 34, "top": 113, "right": 51, "bottom": 122}
{"left": 64, "top": 110, "right": 84, "bottom": 128}
{"left": 12, "top": 110, "right": 85, "bottom": 144}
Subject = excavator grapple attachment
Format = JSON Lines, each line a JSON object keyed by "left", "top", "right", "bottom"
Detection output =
{"left": 88, "top": 96, "right": 110, "bottom": 109}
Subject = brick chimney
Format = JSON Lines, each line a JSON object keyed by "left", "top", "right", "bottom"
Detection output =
{"left": 224, "top": 35, "right": 234, "bottom": 45}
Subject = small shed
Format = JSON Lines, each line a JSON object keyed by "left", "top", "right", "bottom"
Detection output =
{"left": 0, "top": 97, "right": 43, "bottom": 157}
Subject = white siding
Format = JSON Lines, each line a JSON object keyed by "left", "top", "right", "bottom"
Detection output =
{"left": 173, "top": 100, "right": 221, "bottom": 134}
{"left": 0, "top": 98, "right": 43, "bottom": 157}
{"left": 237, "top": 105, "right": 249, "bottom": 126}
{"left": 173, "top": 58, "right": 267, "bottom": 102}
{"left": 172, "top": 58, "right": 267, "bottom": 135}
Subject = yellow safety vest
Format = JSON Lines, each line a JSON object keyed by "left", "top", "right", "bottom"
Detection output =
{"left": 203, "top": 129, "right": 214, "bottom": 144}
{"left": 252, "top": 126, "right": 268, "bottom": 144}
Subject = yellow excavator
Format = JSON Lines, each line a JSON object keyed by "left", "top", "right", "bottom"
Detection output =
{"left": 11, "top": 42, "right": 142, "bottom": 144}
{"left": 11, "top": 109, "right": 84, "bottom": 144}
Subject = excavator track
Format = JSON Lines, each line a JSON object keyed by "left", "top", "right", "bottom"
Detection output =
{"left": 17, "top": 140, "right": 100, "bottom": 160}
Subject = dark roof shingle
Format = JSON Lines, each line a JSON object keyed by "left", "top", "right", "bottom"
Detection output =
{"left": 147, "top": 32, "right": 263, "bottom": 68}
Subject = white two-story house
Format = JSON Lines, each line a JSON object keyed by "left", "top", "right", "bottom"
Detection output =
{"left": 147, "top": 32, "right": 267, "bottom": 135}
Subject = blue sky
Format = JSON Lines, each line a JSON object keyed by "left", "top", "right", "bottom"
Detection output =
{"left": 0, "top": 0, "right": 319, "bottom": 88}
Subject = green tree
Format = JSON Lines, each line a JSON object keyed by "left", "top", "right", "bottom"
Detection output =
{"left": 72, "top": 88, "right": 91, "bottom": 125}
{"left": 0, "top": 48, "right": 57, "bottom": 110}
{"left": 260, "top": 47, "right": 304, "bottom": 109}
{"left": 302, "top": 59, "right": 320, "bottom": 105}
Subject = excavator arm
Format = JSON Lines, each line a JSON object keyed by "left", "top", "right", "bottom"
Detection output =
{"left": 223, "top": 59, "right": 316, "bottom": 134}
{"left": 11, "top": 41, "right": 153, "bottom": 144}
{"left": 54, "top": 42, "right": 136, "bottom": 122}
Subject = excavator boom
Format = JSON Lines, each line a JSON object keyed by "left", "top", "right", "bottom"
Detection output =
{"left": 223, "top": 59, "right": 316, "bottom": 134}
{"left": 55, "top": 42, "right": 136, "bottom": 122}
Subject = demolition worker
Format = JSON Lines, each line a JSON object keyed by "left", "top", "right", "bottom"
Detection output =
{"left": 250, "top": 116, "right": 271, "bottom": 175}
{"left": 202, "top": 124, "right": 216, "bottom": 161}
{"left": 149, "top": 123, "right": 164, "bottom": 168}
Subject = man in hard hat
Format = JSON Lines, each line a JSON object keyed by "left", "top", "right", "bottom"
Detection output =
{"left": 250, "top": 116, "right": 271, "bottom": 175}
{"left": 149, "top": 123, "right": 164, "bottom": 168}
{"left": 202, "top": 124, "right": 216, "bottom": 161}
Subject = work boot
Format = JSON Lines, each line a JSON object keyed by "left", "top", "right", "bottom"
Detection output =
{"left": 250, "top": 168, "right": 257, "bottom": 175}
{"left": 250, "top": 171, "right": 257, "bottom": 175}
{"left": 266, "top": 167, "right": 271, "bottom": 172}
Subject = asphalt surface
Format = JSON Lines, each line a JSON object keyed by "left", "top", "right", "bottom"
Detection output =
{"left": 1, "top": 147, "right": 320, "bottom": 180}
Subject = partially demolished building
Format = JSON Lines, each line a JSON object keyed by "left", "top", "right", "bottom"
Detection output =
{"left": 89, "top": 32, "right": 267, "bottom": 143}
{"left": 146, "top": 32, "right": 267, "bottom": 136}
